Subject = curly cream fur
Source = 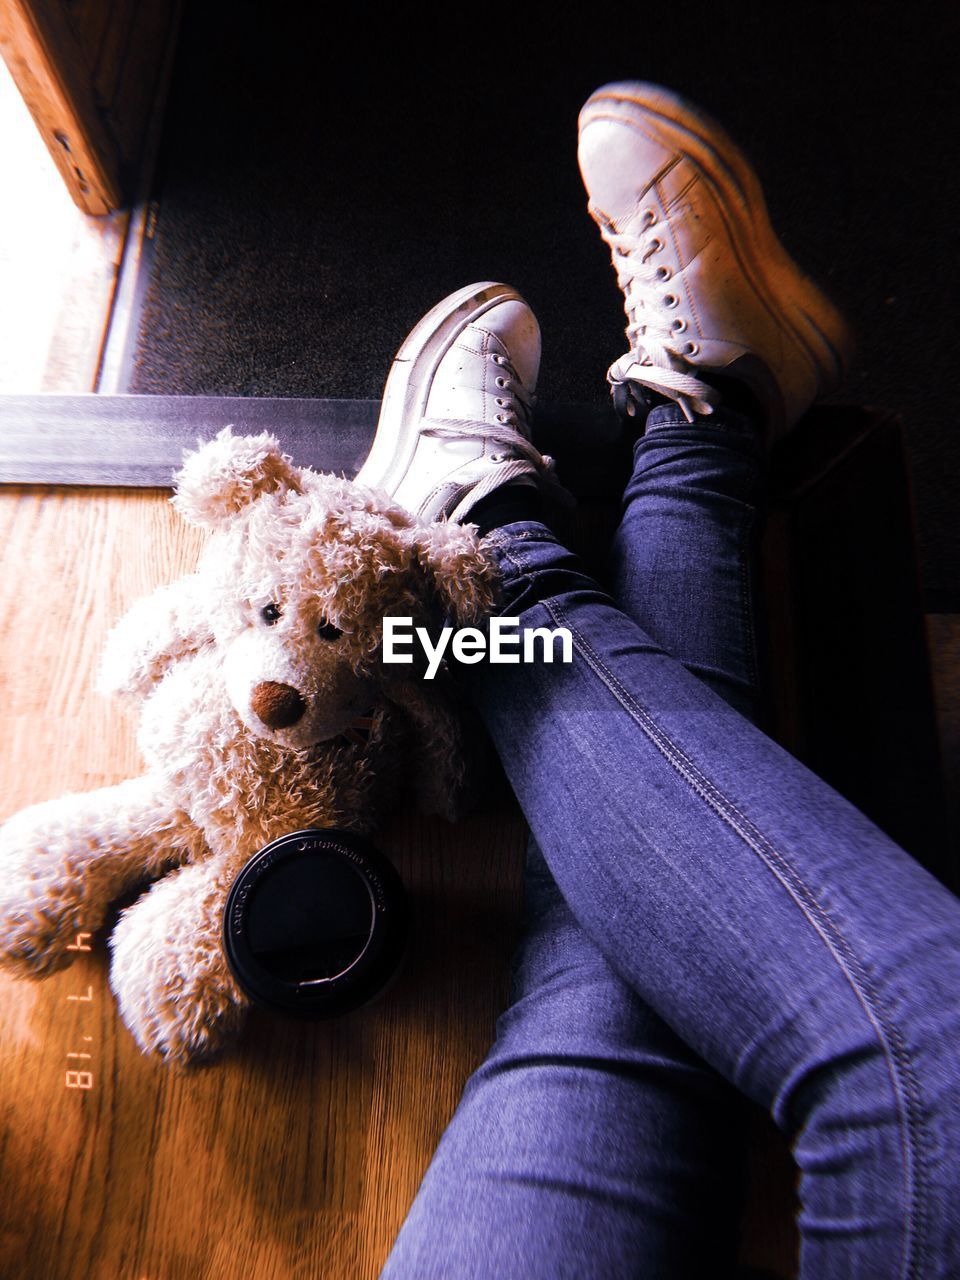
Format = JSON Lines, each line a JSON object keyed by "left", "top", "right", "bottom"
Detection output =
{"left": 0, "top": 429, "right": 498, "bottom": 1065}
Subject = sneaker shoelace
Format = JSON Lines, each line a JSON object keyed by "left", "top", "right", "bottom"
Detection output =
{"left": 421, "top": 352, "right": 568, "bottom": 523}
{"left": 594, "top": 206, "right": 721, "bottom": 422}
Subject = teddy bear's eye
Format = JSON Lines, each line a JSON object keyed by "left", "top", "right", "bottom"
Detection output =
{"left": 260, "top": 603, "right": 282, "bottom": 625}
{"left": 316, "top": 618, "right": 342, "bottom": 641}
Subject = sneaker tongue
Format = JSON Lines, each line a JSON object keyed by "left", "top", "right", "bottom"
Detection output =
{"left": 580, "top": 119, "right": 666, "bottom": 226}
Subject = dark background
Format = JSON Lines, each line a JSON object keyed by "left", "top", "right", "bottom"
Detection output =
{"left": 129, "top": 0, "right": 960, "bottom": 606}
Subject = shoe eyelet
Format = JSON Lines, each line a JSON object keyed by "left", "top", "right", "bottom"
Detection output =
{"left": 640, "top": 208, "right": 657, "bottom": 229}
{"left": 494, "top": 414, "right": 508, "bottom": 425}
{"left": 663, "top": 293, "right": 679, "bottom": 308}
{"left": 491, "top": 451, "right": 508, "bottom": 462}
{"left": 655, "top": 265, "right": 672, "bottom": 281}
{"left": 495, "top": 376, "right": 506, "bottom": 388}
{"left": 490, "top": 353, "right": 505, "bottom": 365}
{"left": 671, "top": 317, "right": 687, "bottom": 333}
{"left": 683, "top": 341, "right": 700, "bottom": 356}
{"left": 495, "top": 397, "right": 506, "bottom": 406}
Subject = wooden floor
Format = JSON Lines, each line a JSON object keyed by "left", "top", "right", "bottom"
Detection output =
{"left": 0, "top": 486, "right": 526, "bottom": 1280}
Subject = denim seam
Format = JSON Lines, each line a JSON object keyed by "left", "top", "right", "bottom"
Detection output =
{"left": 541, "top": 591, "right": 927, "bottom": 1280}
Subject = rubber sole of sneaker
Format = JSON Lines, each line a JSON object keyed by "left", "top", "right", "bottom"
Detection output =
{"left": 356, "top": 281, "right": 526, "bottom": 496}
{"left": 579, "top": 82, "right": 853, "bottom": 430}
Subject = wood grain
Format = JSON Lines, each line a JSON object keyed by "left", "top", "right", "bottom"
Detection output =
{"left": 0, "top": 0, "right": 120, "bottom": 213}
{"left": 0, "top": 0, "right": 180, "bottom": 214}
{"left": 0, "top": 485, "right": 526, "bottom": 1280}
{"left": 39, "top": 210, "right": 129, "bottom": 393}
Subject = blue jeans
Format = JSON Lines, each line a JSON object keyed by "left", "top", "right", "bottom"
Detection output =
{"left": 380, "top": 406, "right": 960, "bottom": 1279}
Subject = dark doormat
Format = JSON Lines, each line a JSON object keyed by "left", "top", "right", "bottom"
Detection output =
{"left": 119, "top": 0, "right": 960, "bottom": 606}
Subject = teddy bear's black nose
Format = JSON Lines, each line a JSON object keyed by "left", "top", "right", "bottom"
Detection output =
{"left": 250, "top": 681, "right": 306, "bottom": 730}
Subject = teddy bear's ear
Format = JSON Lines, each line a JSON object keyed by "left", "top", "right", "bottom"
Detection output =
{"left": 172, "top": 427, "right": 303, "bottom": 528}
{"left": 408, "top": 521, "right": 500, "bottom": 626}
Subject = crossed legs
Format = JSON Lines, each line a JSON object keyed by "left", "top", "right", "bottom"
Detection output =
{"left": 373, "top": 80, "right": 960, "bottom": 1280}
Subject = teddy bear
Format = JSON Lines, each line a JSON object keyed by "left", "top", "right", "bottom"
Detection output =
{"left": 0, "top": 428, "right": 498, "bottom": 1065}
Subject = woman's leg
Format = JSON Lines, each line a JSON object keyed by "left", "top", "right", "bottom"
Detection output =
{"left": 384, "top": 404, "right": 775, "bottom": 1280}
{"left": 609, "top": 404, "right": 766, "bottom": 723}
{"left": 381, "top": 379, "right": 768, "bottom": 1280}
{"left": 459, "top": 504, "right": 960, "bottom": 1279}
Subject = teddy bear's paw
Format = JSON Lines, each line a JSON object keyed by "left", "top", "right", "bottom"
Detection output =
{"left": 108, "top": 861, "right": 249, "bottom": 1066}
{"left": 0, "top": 907, "right": 80, "bottom": 978}
{"left": 0, "top": 807, "right": 89, "bottom": 977}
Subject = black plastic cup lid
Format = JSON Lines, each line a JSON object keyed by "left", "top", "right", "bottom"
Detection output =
{"left": 223, "top": 828, "right": 408, "bottom": 1018}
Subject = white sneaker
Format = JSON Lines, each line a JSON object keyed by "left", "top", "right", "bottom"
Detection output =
{"left": 357, "top": 281, "right": 558, "bottom": 523}
{"left": 578, "top": 82, "right": 853, "bottom": 435}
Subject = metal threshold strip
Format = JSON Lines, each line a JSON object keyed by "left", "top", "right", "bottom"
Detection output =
{"left": 0, "top": 394, "right": 623, "bottom": 495}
